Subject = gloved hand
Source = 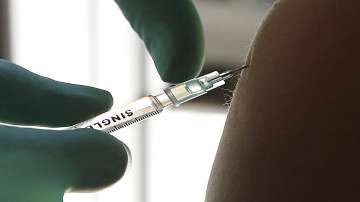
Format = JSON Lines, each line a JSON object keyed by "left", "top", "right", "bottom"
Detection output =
{"left": 0, "top": 59, "right": 128, "bottom": 201}
{"left": 0, "top": 0, "right": 204, "bottom": 202}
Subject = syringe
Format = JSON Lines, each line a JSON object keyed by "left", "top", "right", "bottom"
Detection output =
{"left": 70, "top": 65, "right": 248, "bottom": 133}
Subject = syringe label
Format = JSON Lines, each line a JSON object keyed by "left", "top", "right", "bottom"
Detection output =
{"left": 106, "top": 110, "right": 160, "bottom": 133}
{"left": 72, "top": 96, "right": 162, "bottom": 132}
{"left": 85, "top": 110, "right": 134, "bottom": 129}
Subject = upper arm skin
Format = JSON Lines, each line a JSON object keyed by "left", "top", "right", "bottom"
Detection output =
{"left": 206, "top": 1, "right": 360, "bottom": 201}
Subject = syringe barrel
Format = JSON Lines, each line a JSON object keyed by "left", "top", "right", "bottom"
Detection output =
{"left": 70, "top": 96, "right": 165, "bottom": 133}
{"left": 164, "top": 71, "right": 225, "bottom": 107}
{"left": 70, "top": 71, "right": 226, "bottom": 132}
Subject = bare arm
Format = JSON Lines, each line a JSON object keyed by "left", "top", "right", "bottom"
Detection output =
{"left": 206, "top": 0, "right": 360, "bottom": 201}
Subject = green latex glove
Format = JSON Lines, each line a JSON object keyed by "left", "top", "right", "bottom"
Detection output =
{"left": 0, "top": 0, "right": 204, "bottom": 202}
{"left": 0, "top": 59, "right": 128, "bottom": 201}
{"left": 115, "top": 0, "right": 205, "bottom": 83}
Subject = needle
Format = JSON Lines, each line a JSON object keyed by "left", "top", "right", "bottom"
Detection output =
{"left": 220, "top": 64, "right": 249, "bottom": 81}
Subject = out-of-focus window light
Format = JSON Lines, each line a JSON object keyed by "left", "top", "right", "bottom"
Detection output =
{"left": 148, "top": 109, "right": 226, "bottom": 202}
{"left": 10, "top": 0, "right": 92, "bottom": 84}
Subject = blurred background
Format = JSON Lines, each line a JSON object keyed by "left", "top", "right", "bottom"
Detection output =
{"left": 0, "top": 0, "right": 273, "bottom": 201}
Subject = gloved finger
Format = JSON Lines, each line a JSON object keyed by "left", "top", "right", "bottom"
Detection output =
{"left": 0, "top": 59, "right": 113, "bottom": 127}
{"left": 0, "top": 126, "right": 128, "bottom": 200}
{"left": 114, "top": 0, "right": 205, "bottom": 83}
